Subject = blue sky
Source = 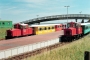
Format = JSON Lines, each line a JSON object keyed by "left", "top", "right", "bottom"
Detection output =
{"left": 0, "top": 0, "right": 90, "bottom": 23}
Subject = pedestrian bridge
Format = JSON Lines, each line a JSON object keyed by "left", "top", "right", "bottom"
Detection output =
{"left": 20, "top": 14, "right": 90, "bottom": 24}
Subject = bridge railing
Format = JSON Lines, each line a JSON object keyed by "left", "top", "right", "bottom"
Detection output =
{"left": 20, "top": 14, "right": 90, "bottom": 23}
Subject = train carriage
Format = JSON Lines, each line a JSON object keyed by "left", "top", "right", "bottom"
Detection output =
{"left": 81, "top": 23, "right": 90, "bottom": 35}
{"left": 0, "top": 20, "right": 12, "bottom": 28}
{"left": 30, "top": 24, "right": 55, "bottom": 35}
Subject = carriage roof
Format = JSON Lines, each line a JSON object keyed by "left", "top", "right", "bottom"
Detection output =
{"left": 81, "top": 23, "right": 90, "bottom": 25}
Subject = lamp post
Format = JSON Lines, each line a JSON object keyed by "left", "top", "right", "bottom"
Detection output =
{"left": 37, "top": 15, "right": 40, "bottom": 24}
{"left": 79, "top": 11, "right": 82, "bottom": 14}
{"left": 79, "top": 11, "right": 82, "bottom": 22}
{"left": 64, "top": 6, "right": 70, "bottom": 23}
{"left": 37, "top": 15, "right": 39, "bottom": 19}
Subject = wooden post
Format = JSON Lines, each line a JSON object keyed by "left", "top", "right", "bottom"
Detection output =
{"left": 84, "top": 51, "right": 90, "bottom": 60}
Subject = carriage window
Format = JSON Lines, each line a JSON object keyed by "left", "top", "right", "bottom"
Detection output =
{"left": 52, "top": 27, "right": 54, "bottom": 29}
{"left": 86, "top": 26, "right": 88, "bottom": 29}
{"left": 48, "top": 27, "right": 50, "bottom": 29}
{"left": 44, "top": 27, "right": 47, "bottom": 30}
{"left": 2, "top": 22, "right": 5, "bottom": 25}
{"left": 58, "top": 26, "right": 60, "bottom": 28}
{"left": 60, "top": 26, "right": 61, "bottom": 28}
{"left": 39, "top": 28, "right": 42, "bottom": 31}
{"left": 8, "top": 22, "right": 10, "bottom": 25}
{"left": 85, "top": 26, "right": 88, "bottom": 29}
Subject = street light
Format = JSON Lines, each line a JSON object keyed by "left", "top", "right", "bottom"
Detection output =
{"left": 36, "top": 15, "right": 40, "bottom": 24}
{"left": 79, "top": 11, "right": 82, "bottom": 14}
{"left": 37, "top": 15, "right": 39, "bottom": 19}
{"left": 64, "top": 6, "right": 70, "bottom": 23}
{"left": 79, "top": 11, "right": 82, "bottom": 22}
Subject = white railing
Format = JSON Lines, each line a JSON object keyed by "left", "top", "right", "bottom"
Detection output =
{"left": 0, "top": 38, "right": 59, "bottom": 59}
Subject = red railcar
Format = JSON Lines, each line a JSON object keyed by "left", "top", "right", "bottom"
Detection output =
{"left": 6, "top": 23, "right": 33, "bottom": 38}
{"left": 19, "top": 24, "right": 33, "bottom": 36}
{"left": 6, "top": 29, "right": 21, "bottom": 37}
{"left": 55, "top": 24, "right": 63, "bottom": 31}
{"left": 61, "top": 22, "right": 82, "bottom": 42}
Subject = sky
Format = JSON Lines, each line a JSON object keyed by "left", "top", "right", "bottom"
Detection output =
{"left": 0, "top": 0, "right": 90, "bottom": 23}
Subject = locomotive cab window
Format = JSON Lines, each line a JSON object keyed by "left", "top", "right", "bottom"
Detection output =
{"left": 76, "top": 23, "right": 81, "bottom": 28}
{"left": 20, "top": 25, "right": 28, "bottom": 29}
{"left": 74, "top": 23, "right": 77, "bottom": 27}
{"left": 14, "top": 24, "right": 21, "bottom": 29}
{"left": 67, "top": 23, "right": 70, "bottom": 28}
{"left": 20, "top": 24, "right": 28, "bottom": 29}
{"left": 14, "top": 25, "right": 17, "bottom": 28}
{"left": 67, "top": 22, "right": 77, "bottom": 27}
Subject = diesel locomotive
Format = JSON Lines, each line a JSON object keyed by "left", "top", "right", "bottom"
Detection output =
{"left": 61, "top": 22, "right": 90, "bottom": 42}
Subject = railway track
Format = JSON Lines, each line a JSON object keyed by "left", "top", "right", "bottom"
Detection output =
{"left": 2, "top": 42, "right": 69, "bottom": 60}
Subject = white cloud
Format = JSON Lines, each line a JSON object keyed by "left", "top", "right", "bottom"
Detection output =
{"left": 23, "top": 0, "right": 47, "bottom": 3}
{"left": 16, "top": 0, "right": 48, "bottom": 4}
{"left": 4, "top": 7, "right": 17, "bottom": 11}
{"left": 3, "top": 8, "right": 27, "bottom": 15}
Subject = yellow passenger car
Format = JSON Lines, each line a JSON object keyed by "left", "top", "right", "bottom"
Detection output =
{"left": 30, "top": 24, "right": 55, "bottom": 35}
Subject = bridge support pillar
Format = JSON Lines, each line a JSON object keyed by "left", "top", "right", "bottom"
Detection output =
{"left": 81, "top": 19, "right": 84, "bottom": 23}
{"left": 75, "top": 19, "right": 77, "bottom": 22}
{"left": 87, "top": 19, "right": 90, "bottom": 22}
{"left": 38, "top": 22, "right": 40, "bottom": 25}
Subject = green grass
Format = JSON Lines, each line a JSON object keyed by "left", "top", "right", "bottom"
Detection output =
{"left": 0, "top": 28, "right": 10, "bottom": 40}
{"left": 25, "top": 34, "right": 90, "bottom": 60}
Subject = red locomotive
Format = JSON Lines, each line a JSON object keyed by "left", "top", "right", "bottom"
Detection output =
{"left": 6, "top": 23, "right": 33, "bottom": 38}
{"left": 61, "top": 22, "right": 82, "bottom": 42}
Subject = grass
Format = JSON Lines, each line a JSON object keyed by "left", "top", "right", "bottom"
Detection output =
{"left": 24, "top": 34, "right": 90, "bottom": 60}
{"left": 0, "top": 28, "right": 11, "bottom": 40}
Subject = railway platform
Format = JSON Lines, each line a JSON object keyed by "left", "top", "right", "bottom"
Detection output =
{"left": 0, "top": 30, "right": 63, "bottom": 59}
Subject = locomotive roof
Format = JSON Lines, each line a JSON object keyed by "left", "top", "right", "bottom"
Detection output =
{"left": 81, "top": 23, "right": 90, "bottom": 25}
{"left": 15, "top": 23, "right": 28, "bottom": 26}
{"left": 20, "top": 23, "right": 28, "bottom": 26}
{"left": 30, "top": 24, "right": 62, "bottom": 27}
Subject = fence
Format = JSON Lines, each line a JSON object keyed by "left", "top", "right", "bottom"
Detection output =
{"left": 0, "top": 38, "right": 59, "bottom": 59}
